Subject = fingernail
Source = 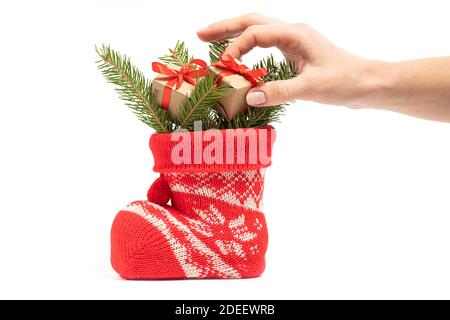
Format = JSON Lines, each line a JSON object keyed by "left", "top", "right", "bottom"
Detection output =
{"left": 247, "top": 91, "right": 267, "bottom": 106}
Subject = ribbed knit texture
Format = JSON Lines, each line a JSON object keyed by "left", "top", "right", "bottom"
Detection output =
{"left": 111, "top": 127, "right": 275, "bottom": 279}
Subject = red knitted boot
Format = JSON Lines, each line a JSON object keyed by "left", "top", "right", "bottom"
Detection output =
{"left": 111, "top": 127, "right": 275, "bottom": 279}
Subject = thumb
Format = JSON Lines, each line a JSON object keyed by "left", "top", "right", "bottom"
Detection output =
{"left": 246, "top": 79, "right": 300, "bottom": 107}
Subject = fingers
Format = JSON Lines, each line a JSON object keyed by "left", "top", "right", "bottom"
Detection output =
{"left": 223, "top": 24, "right": 297, "bottom": 58}
{"left": 197, "top": 13, "right": 282, "bottom": 42}
{"left": 246, "top": 78, "right": 305, "bottom": 107}
{"left": 197, "top": 14, "right": 310, "bottom": 106}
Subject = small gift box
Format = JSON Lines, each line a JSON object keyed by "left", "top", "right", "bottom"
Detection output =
{"left": 209, "top": 54, "right": 267, "bottom": 120}
{"left": 152, "top": 60, "right": 207, "bottom": 118}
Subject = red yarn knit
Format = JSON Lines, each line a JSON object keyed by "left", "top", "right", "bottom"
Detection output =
{"left": 111, "top": 127, "right": 276, "bottom": 279}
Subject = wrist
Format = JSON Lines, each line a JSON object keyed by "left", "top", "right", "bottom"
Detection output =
{"left": 351, "top": 59, "right": 395, "bottom": 109}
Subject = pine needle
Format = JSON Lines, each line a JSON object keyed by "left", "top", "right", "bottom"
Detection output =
{"left": 253, "top": 54, "right": 298, "bottom": 82}
{"left": 159, "top": 41, "right": 192, "bottom": 67}
{"left": 95, "top": 44, "right": 173, "bottom": 133}
{"left": 176, "top": 75, "right": 228, "bottom": 131}
{"left": 208, "top": 41, "right": 230, "bottom": 63}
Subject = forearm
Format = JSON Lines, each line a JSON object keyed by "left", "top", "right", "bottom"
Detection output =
{"left": 357, "top": 57, "right": 450, "bottom": 122}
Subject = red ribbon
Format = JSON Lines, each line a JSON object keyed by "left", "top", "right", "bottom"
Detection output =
{"left": 211, "top": 54, "right": 267, "bottom": 86}
{"left": 152, "top": 59, "right": 207, "bottom": 110}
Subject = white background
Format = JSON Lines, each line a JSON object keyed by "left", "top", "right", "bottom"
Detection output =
{"left": 0, "top": 0, "right": 449, "bottom": 299}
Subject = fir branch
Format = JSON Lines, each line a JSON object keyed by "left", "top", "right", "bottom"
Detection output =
{"left": 230, "top": 105, "right": 285, "bottom": 129}
{"left": 202, "top": 106, "right": 230, "bottom": 130}
{"left": 253, "top": 54, "right": 279, "bottom": 82}
{"left": 95, "top": 44, "right": 173, "bottom": 133}
{"left": 247, "top": 105, "right": 286, "bottom": 127}
{"left": 208, "top": 41, "right": 230, "bottom": 63}
{"left": 229, "top": 110, "right": 248, "bottom": 129}
{"left": 159, "top": 41, "right": 192, "bottom": 67}
{"left": 176, "top": 75, "right": 228, "bottom": 131}
{"left": 278, "top": 59, "right": 298, "bottom": 80}
{"left": 253, "top": 54, "right": 298, "bottom": 82}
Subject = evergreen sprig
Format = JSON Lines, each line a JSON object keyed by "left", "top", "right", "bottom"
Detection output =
{"left": 208, "top": 41, "right": 230, "bottom": 63}
{"left": 96, "top": 41, "right": 298, "bottom": 132}
{"left": 159, "top": 41, "right": 192, "bottom": 66}
{"left": 95, "top": 44, "right": 173, "bottom": 133}
{"left": 176, "top": 75, "right": 228, "bottom": 131}
{"left": 253, "top": 54, "right": 298, "bottom": 82}
{"left": 202, "top": 107, "right": 229, "bottom": 130}
{"left": 232, "top": 105, "right": 286, "bottom": 128}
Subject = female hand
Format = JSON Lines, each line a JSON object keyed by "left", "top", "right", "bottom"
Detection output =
{"left": 198, "top": 13, "right": 450, "bottom": 122}
{"left": 197, "top": 13, "right": 376, "bottom": 108}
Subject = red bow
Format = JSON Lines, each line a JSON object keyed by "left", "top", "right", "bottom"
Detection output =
{"left": 212, "top": 54, "right": 267, "bottom": 86}
{"left": 152, "top": 59, "right": 207, "bottom": 110}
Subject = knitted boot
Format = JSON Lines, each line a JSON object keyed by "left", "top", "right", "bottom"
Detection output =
{"left": 111, "top": 127, "right": 275, "bottom": 279}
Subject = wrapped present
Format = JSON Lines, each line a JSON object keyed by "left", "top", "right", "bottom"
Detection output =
{"left": 209, "top": 54, "right": 267, "bottom": 120}
{"left": 152, "top": 59, "right": 207, "bottom": 118}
